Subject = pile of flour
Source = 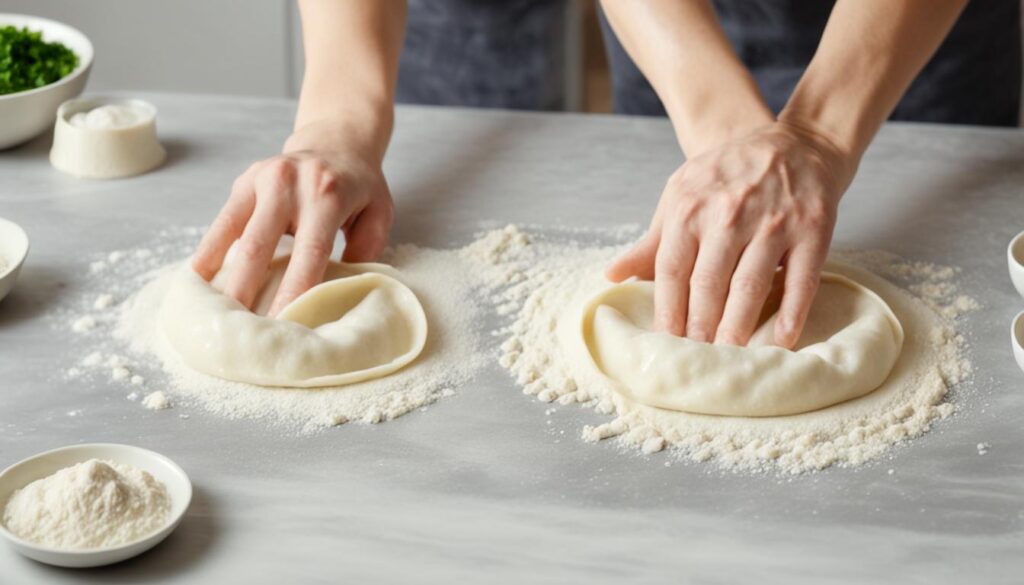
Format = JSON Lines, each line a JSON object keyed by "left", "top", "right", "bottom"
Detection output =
{"left": 471, "top": 225, "right": 975, "bottom": 474}
{"left": 3, "top": 459, "right": 170, "bottom": 549}
{"left": 63, "top": 227, "right": 490, "bottom": 431}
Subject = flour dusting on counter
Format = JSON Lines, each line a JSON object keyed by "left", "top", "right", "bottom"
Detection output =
{"left": 63, "top": 227, "right": 491, "bottom": 431}
{"left": 467, "top": 225, "right": 976, "bottom": 474}
{"left": 59, "top": 224, "right": 976, "bottom": 472}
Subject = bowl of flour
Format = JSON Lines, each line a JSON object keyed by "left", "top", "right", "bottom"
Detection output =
{"left": 0, "top": 443, "right": 191, "bottom": 568}
{"left": 0, "top": 216, "right": 29, "bottom": 304}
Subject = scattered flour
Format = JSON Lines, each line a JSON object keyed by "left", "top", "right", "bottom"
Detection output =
{"left": 470, "top": 225, "right": 977, "bottom": 474}
{"left": 71, "top": 316, "right": 96, "bottom": 333}
{"left": 65, "top": 227, "right": 490, "bottom": 431}
{"left": 142, "top": 391, "right": 171, "bottom": 410}
{"left": 93, "top": 294, "right": 115, "bottom": 310}
{"left": 58, "top": 224, "right": 978, "bottom": 475}
{"left": 2, "top": 459, "right": 170, "bottom": 550}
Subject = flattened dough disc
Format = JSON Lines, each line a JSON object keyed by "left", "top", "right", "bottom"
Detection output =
{"left": 562, "top": 268, "right": 904, "bottom": 417}
{"left": 160, "top": 258, "right": 427, "bottom": 388}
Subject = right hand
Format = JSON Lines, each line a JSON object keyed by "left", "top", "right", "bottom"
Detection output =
{"left": 191, "top": 142, "right": 394, "bottom": 317}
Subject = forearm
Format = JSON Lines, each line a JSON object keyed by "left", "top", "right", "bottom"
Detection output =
{"left": 780, "top": 0, "right": 967, "bottom": 166}
{"left": 599, "top": 0, "right": 773, "bottom": 156}
{"left": 288, "top": 0, "right": 407, "bottom": 163}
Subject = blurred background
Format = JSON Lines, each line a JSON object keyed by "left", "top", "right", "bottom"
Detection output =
{"left": 2, "top": 0, "right": 612, "bottom": 111}
{"left": 6, "top": 0, "right": 1022, "bottom": 120}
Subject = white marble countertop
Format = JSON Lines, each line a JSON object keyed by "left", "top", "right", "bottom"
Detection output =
{"left": 0, "top": 93, "right": 1022, "bottom": 584}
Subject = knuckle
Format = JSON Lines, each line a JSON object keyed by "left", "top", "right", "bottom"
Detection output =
{"left": 317, "top": 170, "right": 341, "bottom": 195}
{"left": 731, "top": 274, "right": 769, "bottom": 298}
{"left": 304, "top": 157, "right": 329, "bottom": 176}
{"left": 690, "top": 270, "right": 726, "bottom": 294}
{"left": 787, "top": 274, "right": 820, "bottom": 298}
{"left": 231, "top": 174, "right": 249, "bottom": 195}
{"left": 295, "top": 235, "right": 334, "bottom": 260}
{"left": 237, "top": 234, "right": 271, "bottom": 261}
{"left": 671, "top": 200, "right": 701, "bottom": 225}
{"left": 211, "top": 212, "right": 240, "bottom": 237}
{"left": 717, "top": 201, "right": 745, "bottom": 229}
{"left": 259, "top": 159, "right": 296, "bottom": 188}
{"left": 656, "top": 263, "right": 686, "bottom": 281}
{"left": 762, "top": 212, "right": 787, "bottom": 236}
{"left": 666, "top": 168, "right": 688, "bottom": 190}
{"left": 801, "top": 199, "right": 833, "bottom": 228}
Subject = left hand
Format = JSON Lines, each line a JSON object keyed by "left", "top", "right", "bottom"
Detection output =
{"left": 605, "top": 121, "right": 856, "bottom": 348}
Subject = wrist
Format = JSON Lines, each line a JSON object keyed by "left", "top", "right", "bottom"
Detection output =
{"left": 664, "top": 79, "right": 775, "bottom": 157}
{"left": 778, "top": 84, "right": 875, "bottom": 165}
{"left": 287, "top": 96, "right": 394, "bottom": 166}
{"left": 772, "top": 117, "right": 858, "bottom": 193}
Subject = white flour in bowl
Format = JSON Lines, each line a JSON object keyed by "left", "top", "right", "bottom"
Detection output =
{"left": 2, "top": 459, "right": 170, "bottom": 550}
{"left": 468, "top": 226, "right": 976, "bottom": 474}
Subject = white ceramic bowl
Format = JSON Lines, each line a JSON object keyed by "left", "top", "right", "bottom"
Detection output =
{"left": 0, "top": 217, "right": 29, "bottom": 304}
{"left": 51, "top": 97, "right": 166, "bottom": 179}
{"left": 1009, "top": 230, "right": 1024, "bottom": 298}
{"left": 0, "top": 444, "right": 192, "bottom": 568}
{"left": 1013, "top": 311, "right": 1024, "bottom": 375}
{"left": 0, "top": 14, "right": 93, "bottom": 149}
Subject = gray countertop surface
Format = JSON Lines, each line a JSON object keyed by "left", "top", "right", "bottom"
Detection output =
{"left": 0, "top": 93, "right": 1022, "bottom": 584}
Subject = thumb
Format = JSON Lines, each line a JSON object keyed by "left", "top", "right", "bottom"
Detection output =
{"left": 342, "top": 196, "right": 394, "bottom": 263}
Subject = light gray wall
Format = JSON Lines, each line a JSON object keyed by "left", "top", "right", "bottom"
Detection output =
{"left": 2, "top": 0, "right": 299, "bottom": 97}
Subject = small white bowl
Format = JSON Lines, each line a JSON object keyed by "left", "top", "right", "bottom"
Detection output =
{"left": 0, "top": 444, "right": 192, "bottom": 568}
{"left": 1009, "top": 230, "right": 1024, "bottom": 298}
{"left": 50, "top": 96, "right": 166, "bottom": 179}
{"left": 1013, "top": 311, "right": 1024, "bottom": 375}
{"left": 0, "top": 217, "right": 29, "bottom": 304}
{"left": 0, "top": 14, "right": 93, "bottom": 150}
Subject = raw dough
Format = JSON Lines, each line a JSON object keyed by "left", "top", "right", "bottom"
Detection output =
{"left": 561, "top": 269, "right": 904, "bottom": 417}
{"left": 160, "top": 258, "right": 428, "bottom": 388}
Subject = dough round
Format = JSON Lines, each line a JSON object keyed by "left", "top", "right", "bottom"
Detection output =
{"left": 561, "top": 270, "right": 904, "bottom": 417}
{"left": 160, "top": 258, "right": 428, "bottom": 388}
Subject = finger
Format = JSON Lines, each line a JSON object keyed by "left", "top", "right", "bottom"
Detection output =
{"left": 774, "top": 240, "right": 828, "bottom": 348}
{"left": 714, "top": 236, "right": 786, "bottom": 345}
{"left": 268, "top": 204, "right": 343, "bottom": 316}
{"left": 192, "top": 172, "right": 257, "bottom": 280}
{"left": 685, "top": 236, "right": 744, "bottom": 343}
{"left": 342, "top": 195, "right": 394, "bottom": 262}
{"left": 605, "top": 228, "right": 660, "bottom": 282}
{"left": 222, "top": 189, "right": 292, "bottom": 309}
{"left": 652, "top": 221, "right": 698, "bottom": 336}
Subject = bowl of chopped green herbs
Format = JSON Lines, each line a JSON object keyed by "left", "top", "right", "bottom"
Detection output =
{"left": 0, "top": 14, "right": 92, "bottom": 149}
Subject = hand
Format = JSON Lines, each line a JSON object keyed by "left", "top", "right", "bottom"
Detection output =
{"left": 192, "top": 131, "right": 394, "bottom": 316}
{"left": 605, "top": 121, "right": 855, "bottom": 348}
